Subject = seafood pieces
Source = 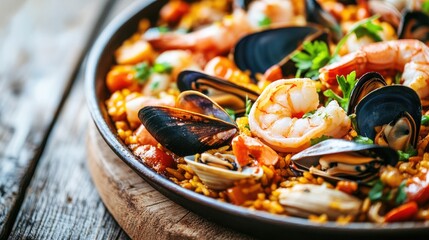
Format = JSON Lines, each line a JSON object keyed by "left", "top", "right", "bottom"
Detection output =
{"left": 319, "top": 39, "right": 429, "bottom": 101}
{"left": 248, "top": 78, "right": 350, "bottom": 152}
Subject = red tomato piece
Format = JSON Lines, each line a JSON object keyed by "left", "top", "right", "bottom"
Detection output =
{"left": 384, "top": 201, "right": 418, "bottom": 223}
{"left": 160, "top": 1, "right": 190, "bottom": 23}
{"left": 134, "top": 145, "right": 175, "bottom": 174}
{"left": 406, "top": 168, "right": 429, "bottom": 205}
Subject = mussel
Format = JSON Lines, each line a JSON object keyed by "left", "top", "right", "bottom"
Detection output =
{"left": 355, "top": 85, "right": 422, "bottom": 150}
{"left": 177, "top": 70, "right": 259, "bottom": 115}
{"left": 278, "top": 184, "right": 362, "bottom": 219}
{"left": 398, "top": 11, "right": 429, "bottom": 44}
{"left": 233, "top": 26, "right": 329, "bottom": 79}
{"left": 347, "top": 72, "right": 387, "bottom": 115}
{"left": 184, "top": 154, "right": 263, "bottom": 190}
{"left": 291, "top": 139, "right": 398, "bottom": 183}
{"left": 305, "top": 0, "right": 342, "bottom": 42}
{"left": 138, "top": 91, "right": 238, "bottom": 156}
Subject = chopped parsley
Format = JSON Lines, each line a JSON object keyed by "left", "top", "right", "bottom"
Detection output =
{"left": 369, "top": 180, "right": 384, "bottom": 201}
{"left": 152, "top": 62, "right": 173, "bottom": 74}
{"left": 292, "top": 41, "right": 331, "bottom": 80}
{"left": 395, "top": 72, "right": 402, "bottom": 84}
{"left": 310, "top": 135, "right": 331, "bottom": 146}
{"left": 157, "top": 26, "right": 170, "bottom": 33}
{"left": 323, "top": 71, "right": 358, "bottom": 112}
{"left": 398, "top": 146, "right": 418, "bottom": 161}
{"left": 258, "top": 15, "right": 272, "bottom": 27}
{"left": 225, "top": 108, "right": 236, "bottom": 120}
{"left": 302, "top": 110, "right": 316, "bottom": 118}
{"left": 395, "top": 180, "right": 407, "bottom": 205}
{"left": 150, "top": 81, "right": 160, "bottom": 90}
{"left": 244, "top": 95, "right": 252, "bottom": 117}
{"left": 353, "top": 135, "right": 373, "bottom": 144}
{"left": 422, "top": 115, "right": 429, "bottom": 126}
{"left": 423, "top": 0, "right": 429, "bottom": 15}
{"left": 134, "top": 62, "right": 151, "bottom": 83}
{"left": 332, "top": 15, "right": 383, "bottom": 58}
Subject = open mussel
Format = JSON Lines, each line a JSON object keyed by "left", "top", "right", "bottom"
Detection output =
{"left": 398, "top": 11, "right": 429, "bottom": 44}
{"left": 355, "top": 85, "right": 422, "bottom": 150}
{"left": 305, "top": 0, "right": 342, "bottom": 42}
{"left": 184, "top": 154, "right": 263, "bottom": 190}
{"left": 347, "top": 72, "right": 387, "bottom": 115}
{"left": 233, "top": 26, "right": 329, "bottom": 80}
{"left": 291, "top": 139, "right": 398, "bottom": 184}
{"left": 138, "top": 91, "right": 238, "bottom": 157}
{"left": 177, "top": 70, "right": 259, "bottom": 115}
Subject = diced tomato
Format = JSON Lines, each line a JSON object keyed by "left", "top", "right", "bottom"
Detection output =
{"left": 106, "top": 65, "right": 140, "bottom": 92}
{"left": 160, "top": 1, "right": 190, "bottom": 23}
{"left": 226, "top": 183, "right": 262, "bottom": 205}
{"left": 232, "top": 135, "right": 279, "bottom": 167}
{"left": 384, "top": 201, "right": 418, "bottom": 223}
{"left": 406, "top": 168, "right": 429, "bottom": 205}
{"left": 134, "top": 145, "right": 175, "bottom": 174}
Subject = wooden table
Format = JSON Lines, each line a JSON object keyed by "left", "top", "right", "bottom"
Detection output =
{"left": 0, "top": 0, "right": 255, "bottom": 239}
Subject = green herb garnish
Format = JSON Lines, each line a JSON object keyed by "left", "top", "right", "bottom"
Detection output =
{"left": 152, "top": 62, "right": 173, "bottom": 74}
{"left": 332, "top": 15, "right": 382, "bottom": 58}
{"left": 245, "top": 95, "right": 252, "bottom": 117}
{"left": 395, "top": 180, "right": 407, "bottom": 205}
{"left": 150, "top": 81, "right": 160, "bottom": 90}
{"left": 157, "top": 26, "right": 170, "bottom": 33}
{"left": 310, "top": 135, "right": 331, "bottom": 146}
{"left": 225, "top": 108, "right": 236, "bottom": 120}
{"left": 423, "top": 0, "right": 429, "bottom": 15}
{"left": 369, "top": 180, "right": 384, "bottom": 201}
{"left": 292, "top": 41, "right": 331, "bottom": 80}
{"left": 323, "top": 71, "right": 357, "bottom": 112}
{"left": 134, "top": 62, "right": 151, "bottom": 83}
{"left": 302, "top": 110, "right": 317, "bottom": 118}
{"left": 353, "top": 135, "right": 373, "bottom": 144}
{"left": 258, "top": 15, "right": 272, "bottom": 27}
{"left": 422, "top": 115, "right": 429, "bottom": 126}
{"left": 398, "top": 146, "right": 418, "bottom": 161}
{"left": 394, "top": 72, "right": 402, "bottom": 85}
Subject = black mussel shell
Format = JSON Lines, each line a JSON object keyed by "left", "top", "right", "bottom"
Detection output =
{"left": 355, "top": 85, "right": 422, "bottom": 143}
{"left": 347, "top": 72, "right": 387, "bottom": 115}
{"left": 374, "top": 111, "right": 418, "bottom": 151}
{"left": 233, "top": 26, "right": 328, "bottom": 78}
{"left": 398, "top": 11, "right": 429, "bottom": 44}
{"left": 176, "top": 90, "right": 236, "bottom": 125}
{"left": 177, "top": 70, "right": 259, "bottom": 114}
{"left": 138, "top": 106, "right": 238, "bottom": 156}
{"left": 305, "top": 0, "right": 342, "bottom": 42}
{"left": 291, "top": 139, "right": 398, "bottom": 183}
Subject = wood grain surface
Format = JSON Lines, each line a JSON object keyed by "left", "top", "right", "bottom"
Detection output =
{"left": 0, "top": 0, "right": 133, "bottom": 238}
{"left": 87, "top": 124, "right": 253, "bottom": 240}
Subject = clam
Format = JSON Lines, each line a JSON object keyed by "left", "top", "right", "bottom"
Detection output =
{"left": 291, "top": 139, "right": 398, "bottom": 183}
{"left": 233, "top": 26, "right": 329, "bottom": 79}
{"left": 398, "top": 11, "right": 429, "bottom": 44}
{"left": 347, "top": 72, "right": 387, "bottom": 115}
{"left": 138, "top": 91, "right": 239, "bottom": 156}
{"left": 278, "top": 184, "right": 362, "bottom": 219}
{"left": 184, "top": 154, "right": 263, "bottom": 190}
{"left": 355, "top": 85, "right": 422, "bottom": 150}
{"left": 177, "top": 70, "right": 259, "bottom": 114}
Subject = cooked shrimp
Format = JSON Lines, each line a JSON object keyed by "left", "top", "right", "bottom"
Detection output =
{"left": 125, "top": 94, "right": 175, "bottom": 128}
{"left": 319, "top": 39, "right": 429, "bottom": 101}
{"left": 144, "top": 9, "right": 252, "bottom": 60}
{"left": 155, "top": 50, "right": 201, "bottom": 80}
{"left": 247, "top": 0, "right": 304, "bottom": 29}
{"left": 231, "top": 134, "right": 279, "bottom": 167}
{"left": 248, "top": 78, "right": 350, "bottom": 152}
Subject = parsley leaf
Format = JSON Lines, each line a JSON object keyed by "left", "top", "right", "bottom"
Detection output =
{"left": 134, "top": 62, "right": 151, "bottom": 83}
{"left": 395, "top": 180, "right": 407, "bottom": 205}
{"left": 423, "top": 0, "right": 429, "bottom": 15}
{"left": 353, "top": 135, "right": 373, "bottom": 144}
{"left": 422, "top": 115, "right": 429, "bottom": 126}
{"left": 244, "top": 95, "right": 252, "bottom": 117}
{"left": 258, "top": 15, "right": 272, "bottom": 27}
{"left": 398, "top": 146, "right": 417, "bottom": 161}
{"left": 333, "top": 15, "right": 382, "bottom": 58}
{"left": 302, "top": 110, "right": 316, "bottom": 118}
{"left": 225, "top": 108, "right": 236, "bottom": 120}
{"left": 292, "top": 41, "right": 331, "bottom": 80}
{"left": 369, "top": 180, "right": 384, "bottom": 201}
{"left": 323, "top": 71, "right": 357, "bottom": 111}
{"left": 310, "top": 135, "right": 331, "bottom": 146}
{"left": 152, "top": 62, "right": 173, "bottom": 74}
